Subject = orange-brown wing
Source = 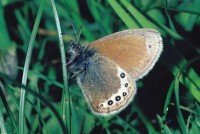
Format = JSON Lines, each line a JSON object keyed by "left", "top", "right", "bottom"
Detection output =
{"left": 88, "top": 29, "right": 163, "bottom": 80}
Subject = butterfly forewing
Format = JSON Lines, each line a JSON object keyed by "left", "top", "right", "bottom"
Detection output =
{"left": 76, "top": 53, "right": 137, "bottom": 116}
{"left": 88, "top": 29, "right": 163, "bottom": 80}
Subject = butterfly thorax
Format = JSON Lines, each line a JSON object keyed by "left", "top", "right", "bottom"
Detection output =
{"left": 66, "top": 41, "right": 96, "bottom": 75}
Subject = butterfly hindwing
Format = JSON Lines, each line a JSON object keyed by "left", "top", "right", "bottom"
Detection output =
{"left": 76, "top": 53, "right": 137, "bottom": 116}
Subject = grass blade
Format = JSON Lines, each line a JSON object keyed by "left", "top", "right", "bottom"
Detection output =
{"left": 120, "top": 0, "right": 161, "bottom": 29}
{"left": 49, "top": 0, "right": 70, "bottom": 133}
{"left": 135, "top": 104, "right": 158, "bottom": 134}
{"left": 19, "top": 0, "right": 46, "bottom": 133}
{"left": 70, "top": 97, "right": 80, "bottom": 134}
{"left": 0, "top": 73, "right": 67, "bottom": 134}
{"left": 0, "top": 81, "right": 18, "bottom": 134}
{"left": 161, "top": 81, "right": 175, "bottom": 133}
{"left": 160, "top": 6, "right": 200, "bottom": 15}
{"left": 174, "top": 73, "right": 187, "bottom": 134}
{"left": 162, "top": 45, "right": 200, "bottom": 102}
{"left": 157, "top": 115, "right": 173, "bottom": 134}
{"left": 120, "top": 0, "right": 183, "bottom": 40}
{"left": 107, "top": 0, "right": 139, "bottom": 28}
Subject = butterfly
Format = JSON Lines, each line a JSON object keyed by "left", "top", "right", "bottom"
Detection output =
{"left": 66, "top": 29, "right": 163, "bottom": 116}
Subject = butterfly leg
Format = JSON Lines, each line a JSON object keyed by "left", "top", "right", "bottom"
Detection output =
{"left": 69, "top": 68, "right": 84, "bottom": 79}
{"left": 66, "top": 55, "right": 78, "bottom": 66}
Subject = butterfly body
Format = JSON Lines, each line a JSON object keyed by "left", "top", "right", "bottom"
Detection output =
{"left": 67, "top": 41, "right": 96, "bottom": 75}
{"left": 67, "top": 29, "right": 163, "bottom": 116}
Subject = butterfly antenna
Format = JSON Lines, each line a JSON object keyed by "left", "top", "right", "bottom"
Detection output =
{"left": 76, "top": 25, "right": 83, "bottom": 43}
{"left": 70, "top": 22, "right": 79, "bottom": 42}
{"left": 61, "top": 32, "right": 76, "bottom": 43}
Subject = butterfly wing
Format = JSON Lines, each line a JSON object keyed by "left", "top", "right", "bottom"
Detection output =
{"left": 88, "top": 29, "right": 163, "bottom": 80}
{"left": 76, "top": 53, "right": 137, "bottom": 116}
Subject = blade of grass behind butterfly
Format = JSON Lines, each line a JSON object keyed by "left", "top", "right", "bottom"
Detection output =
{"left": 194, "top": 103, "right": 200, "bottom": 132}
{"left": 14, "top": 9, "right": 31, "bottom": 46}
{"left": 17, "top": 67, "right": 82, "bottom": 97}
{"left": 0, "top": 110, "right": 6, "bottom": 134}
{"left": 19, "top": 0, "right": 46, "bottom": 133}
{"left": 120, "top": 0, "right": 183, "bottom": 40}
{"left": 50, "top": 0, "right": 71, "bottom": 133}
{"left": 1, "top": 73, "right": 67, "bottom": 134}
{"left": 163, "top": 53, "right": 200, "bottom": 134}
{"left": 163, "top": 0, "right": 177, "bottom": 32}
{"left": 160, "top": 80, "right": 175, "bottom": 133}
{"left": 70, "top": 96, "right": 80, "bottom": 134}
{"left": 170, "top": 103, "right": 200, "bottom": 115}
{"left": 27, "top": 39, "right": 46, "bottom": 127}
{"left": 174, "top": 72, "right": 187, "bottom": 134}
{"left": 161, "top": 44, "right": 200, "bottom": 102}
{"left": 29, "top": 39, "right": 47, "bottom": 89}
{"left": 8, "top": 85, "right": 65, "bottom": 133}
{"left": 156, "top": 115, "right": 173, "bottom": 134}
{"left": 179, "top": 56, "right": 200, "bottom": 101}
{"left": 0, "top": 3, "right": 12, "bottom": 50}
{"left": 189, "top": 116, "right": 200, "bottom": 133}
{"left": 120, "top": 0, "right": 161, "bottom": 30}
{"left": 15, "top": 6, "right": 42, "bottom": 53}
{"left": 1, "top": 81, "right": 20, "bottom": 134}
{"left": 134, "top": 103, "right": 158, "bottom": 134}
{"left": 114, "top": 116, "right": 139, "bottom": 133}
{"left": 171, "top": 67, "right": 200, "bottom": 102}
{"left": 64, "top": 0, "right": 95, "bottom": 42}
{"left": 61, "top": 89, "right": 66, "bottom": 133}
{"left": 106, "top": 129, "right": 111, "bottom": 134}
{"left": 26, "top": 98, "right": 48, "bottom": 133}
{"left": 53, "top": 1, "right": 71, "bottom": 21}
{"left": 3, "top": 83, "right": 40, "bottom": 133}
{"left": 87, "top": 0, "right": 113, "bottom": 35}
{"left": 0, "top": 73, "right": 67, "bottom": 134}
{"left": 175, "top": 0, "right": 200, "bottom": 32}
{"left": 18, "top": 67, "right": 63, "bottom": 88}
{"left": 159, "top": 6, "right": 200, "bottom": 16}
{"left": 107, "top": 0, "right": 139, "bottom": 28}
{"left": 4, "top": 85, "right": 20, "bottom": 134}
{"left": 35, "top": 84, "right": 46, "bottom": 133}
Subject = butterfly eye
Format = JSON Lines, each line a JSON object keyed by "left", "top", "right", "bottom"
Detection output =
{"left": 74, "top": 45, "right": 80, "bottom": 50}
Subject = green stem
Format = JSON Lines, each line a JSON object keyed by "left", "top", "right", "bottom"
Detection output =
{"left": 50, "top": 0, "right": 70, "bottom": 133}
{"left": 18, "top": 0, "right": 46, "bottom": 133}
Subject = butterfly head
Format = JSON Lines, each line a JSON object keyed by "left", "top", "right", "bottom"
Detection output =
{"left": 66, "top": 41, "right": 96, "bottom": 75}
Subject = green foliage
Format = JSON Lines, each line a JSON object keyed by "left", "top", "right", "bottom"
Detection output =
{"left": 0, "top": 0, "right": 200, "bottom": 133}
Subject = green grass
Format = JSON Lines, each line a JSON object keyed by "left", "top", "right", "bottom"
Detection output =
{"left": 0, "top": 0, "right": 200, "bottom": 133}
